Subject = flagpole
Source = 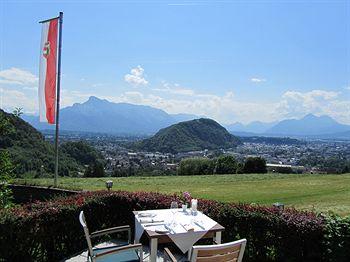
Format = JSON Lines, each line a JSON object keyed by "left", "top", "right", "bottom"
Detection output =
{"left": 54, "top": 12, "right": 63, "bottom": 187}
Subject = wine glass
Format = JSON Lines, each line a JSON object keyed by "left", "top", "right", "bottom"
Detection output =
{"left": 170, "top": 201, "right": 178, "bottom": 213}
{"left": 170, "top": 201, "right": 178, "bottom": 227}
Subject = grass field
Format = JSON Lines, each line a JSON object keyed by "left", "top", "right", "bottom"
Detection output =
{"left": 15, "top": 173, "right": 350, "bottom": 216}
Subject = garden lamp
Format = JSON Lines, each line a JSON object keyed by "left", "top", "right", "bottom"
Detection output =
{"left": 105, "top": 180, "right": 113, "bottom": 191}
{"left": 273, "top": 202, "right": 284, "bottom": 213}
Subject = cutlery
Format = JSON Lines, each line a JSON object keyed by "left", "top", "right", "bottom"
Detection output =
{"left": 164, "top": 224, "right": 174, "bottom": 234}
{"left": 194, "top": 221, "right": 205, "bottom": 230}
{"left": 144, "top": 223, "right": 165, "bottom": 227}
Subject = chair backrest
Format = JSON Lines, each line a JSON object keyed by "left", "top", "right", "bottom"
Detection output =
{"left": 190, "top": 238, "right": 247, "bottom": 262}
{"left": 79, "top": 211, "right": 94, "bottom": 259}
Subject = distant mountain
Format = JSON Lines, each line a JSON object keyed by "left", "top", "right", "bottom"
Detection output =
{"left": 136, "top": 118, "right": 241, "bottom": 153}
{"left": 22, "top": 96, "right": 198, "bottom": 135}
{"left": 226, "top": 114, "right": 350, "bottom": 139}
{"left": 266, "top": 114, "right": 350, "bottom": 136}
{"left": 226, "top": 121, "right": 276, "bottom": 133}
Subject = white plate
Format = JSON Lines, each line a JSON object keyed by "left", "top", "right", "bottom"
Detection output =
{"left": 138, "top": 212, "right": 156, "bottom": 218}
{"left": 154, "top": 225, "right": 170, "bottom": 233}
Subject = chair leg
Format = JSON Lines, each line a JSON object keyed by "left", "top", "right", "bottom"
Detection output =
{"left": 139, "top": 246, "right": 143, "bottom": 261}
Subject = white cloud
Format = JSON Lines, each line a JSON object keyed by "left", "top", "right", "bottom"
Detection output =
{"left": 107, "top": 88, "right": 350, "bottom": 125}
{"left": 1, "top": 66, "right": 349, "bottom": 125}
{"left": 0, "top": 68, "right": 38, "bottom": 86}
{"left": 124, "top": 65, "right": 148, "bottom": 86}
{"left": 0, "top": 87, "right": 36, "bottom": 113}
{"left": 153, "top": 81, "right": 195, "bottom": 96}
{"left": 22, "top": 86, "right": 37, "bottom": 91}
{"left": 91, "top": 83, "right": 105, "bottom": 88}
{"left": 251, "top": 77, "right": 266, "bottom": 83}
{"left": 277, "top": 89, "right": 350, "bottom": 123}
{"left": 345, "top": 86, "right": 350, "bottom": 90}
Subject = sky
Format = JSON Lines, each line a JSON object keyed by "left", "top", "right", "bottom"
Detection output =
{"left": 0, "top": 0, "right": 349, "bottom": 125}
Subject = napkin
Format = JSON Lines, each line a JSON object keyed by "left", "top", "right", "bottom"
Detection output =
{"left": 181, "top": 223, "right": 194, "bottom": 231}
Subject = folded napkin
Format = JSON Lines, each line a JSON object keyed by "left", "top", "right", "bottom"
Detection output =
{"left": 181, "top": 223, "right": 194, "bottom": 232}
{"left": 139, "top": 218, "right": 164, "bottom": 224}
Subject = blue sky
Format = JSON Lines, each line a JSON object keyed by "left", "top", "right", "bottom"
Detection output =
{"left": 0, "top": 0, "right": 349, "bottom": 124}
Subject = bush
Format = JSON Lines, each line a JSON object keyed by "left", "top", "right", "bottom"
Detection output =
{"left": 0, "top": 191, "right": 348, "bottom": 261}
{"left": 178, "top": 157, "right": 214, "bottom": 176}
{"left": 214, "top": 155, "right": 238, "bottom": 174}
{"left": 84, "top": 160, "right": 105, "bottom": 177}
{"left": 244, "top": 157, "right": 267, "bottom": 173}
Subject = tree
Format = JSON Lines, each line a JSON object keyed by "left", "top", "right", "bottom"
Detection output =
{"left": 243, "top": 157, "right": 267, "bottom": 174}
{"left": 60, "top": 141, "right": 104, "bottom": 166}
{"left": 84, "top": 161, "right": 105, "bottom": 177}
{"left": 214, "top": 155, "right": 238, "bottom": 174}
{"left": 13, "top": 107, "right": 23, "bottom": 117}
{"left": 0, "top": 113, "right": 14, "bottom": 208}
{"left": 178, "top": 157, "right": 214, "bottom": 176}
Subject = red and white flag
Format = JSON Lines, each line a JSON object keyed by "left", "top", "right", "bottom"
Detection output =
{"left": 39, "top": 18, "right": 58, "bottom": 124}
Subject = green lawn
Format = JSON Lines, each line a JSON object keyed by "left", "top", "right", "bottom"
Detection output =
{"left": 15, "top": 173, "right": 350, "bottom": 216}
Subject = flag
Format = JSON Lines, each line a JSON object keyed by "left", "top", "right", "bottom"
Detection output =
{"left": 39, "top": 18, "right": 58, "bottom": 124}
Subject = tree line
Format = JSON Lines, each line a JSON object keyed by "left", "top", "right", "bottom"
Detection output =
{"left": 178, "top": 155, "right": 267, "bottom": 176}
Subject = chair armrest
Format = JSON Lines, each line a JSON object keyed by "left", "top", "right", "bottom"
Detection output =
{"left": 164, "top": 247, "right": 178, "bottom": 262}
{"left": 90, "top": 225, "right": 130, "bottom": 238}
{"left": 95, "top": 243, "right": 142, "bottom": 259}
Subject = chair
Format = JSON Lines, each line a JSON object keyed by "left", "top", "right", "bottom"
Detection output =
{"left": 79, "top": 211, "right": 143, "bottom": 262}
{"left": 164, "top": 239, "right": 247, "bottom": 262}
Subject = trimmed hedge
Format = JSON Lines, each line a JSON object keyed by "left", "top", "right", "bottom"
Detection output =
{"left": 0, "top": 191, "right": 349, "bottom": 261}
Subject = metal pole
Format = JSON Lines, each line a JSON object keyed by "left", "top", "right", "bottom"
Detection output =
{"left": 54, "top": 12, "right": 63, "bottom": 187}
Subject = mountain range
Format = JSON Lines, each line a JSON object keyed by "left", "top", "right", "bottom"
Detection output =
{"left": 21, "top": 96, "right": 350, "bottom": 139}
{"left": 22, "top": 96, "right": 197, "bottom": 135}
{"left": 227, "top": 114, "right": 350, "bottom": 138}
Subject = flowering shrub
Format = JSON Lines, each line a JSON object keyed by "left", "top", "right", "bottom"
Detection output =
{"left": 0, "top": 190, "right": 348, "bottom": 261}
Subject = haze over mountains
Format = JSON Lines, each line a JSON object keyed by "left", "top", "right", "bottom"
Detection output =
{"left": 21, "top": 96, "right": 350, "bottom": 139}
{"left": 228, "top": 114, "right": 350, "bottom": 139}
{"left": 22, "top": 96, "right": 197, "bottom": 135}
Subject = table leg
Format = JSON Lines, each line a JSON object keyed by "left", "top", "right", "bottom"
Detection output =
{"left": 215, "top": 231, "right": 222, "bottom": 244}
{"left": 150, "top": 238, "right": 158, "bottom": 262}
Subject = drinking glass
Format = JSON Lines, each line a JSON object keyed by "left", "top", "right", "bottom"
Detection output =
{"left": 170, "top": 201, "right": 178, "bottom": 227}
{"left": 170, "top": 201, "right": 178, "bottom": 213}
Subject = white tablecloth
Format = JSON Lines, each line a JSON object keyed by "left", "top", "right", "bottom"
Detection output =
{"left": 134, "top": 209, "right": 217, "bottom": 253}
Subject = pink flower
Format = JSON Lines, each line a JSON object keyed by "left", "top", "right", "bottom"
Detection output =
{"left": 183, "top": 191, "right": 191, "bottom": 202}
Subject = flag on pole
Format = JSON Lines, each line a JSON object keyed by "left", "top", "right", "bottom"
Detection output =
{"left": 39, "top": 18, "right": 58, "bottom": 124}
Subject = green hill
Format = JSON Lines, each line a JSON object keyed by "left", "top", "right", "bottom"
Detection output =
{"left": 0, "top": 109, "right": 102, "bottom": 177}
{"left": 136, "top": 118, "right": 241, "bottom": 153}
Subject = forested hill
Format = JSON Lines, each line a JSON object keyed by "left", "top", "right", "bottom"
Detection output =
{"left": 0, "top": 109, "right": 103, "bottom": 177}
{"left": 136, "top": 118, "right": 241, "bottom": 153}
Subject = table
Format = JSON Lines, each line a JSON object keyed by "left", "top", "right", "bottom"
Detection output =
{"left": 133, "top": 209, "right": 225, "bottom": 262}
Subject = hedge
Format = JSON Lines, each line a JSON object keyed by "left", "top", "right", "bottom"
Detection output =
{"left": 0, "top": 191, "right": 349, "bottom": 261}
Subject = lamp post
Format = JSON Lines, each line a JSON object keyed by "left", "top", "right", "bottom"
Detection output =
{"left": 105, "top": 180, "right": 113, "bottom": 191}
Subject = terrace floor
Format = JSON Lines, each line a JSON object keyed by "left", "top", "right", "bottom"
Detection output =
{"left": 65, "top": 241, "right": 186, "bottom": 262}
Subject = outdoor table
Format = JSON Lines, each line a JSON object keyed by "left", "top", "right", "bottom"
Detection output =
{"left": 133, "top": 209, "right": 225, "bottom": 262}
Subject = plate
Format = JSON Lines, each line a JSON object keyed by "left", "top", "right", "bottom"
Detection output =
{"left": 154, "top": 225, "right": 170, "bottom": 233}
{"left": 138, "top": 212, "right": 156, "bottom": 218}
